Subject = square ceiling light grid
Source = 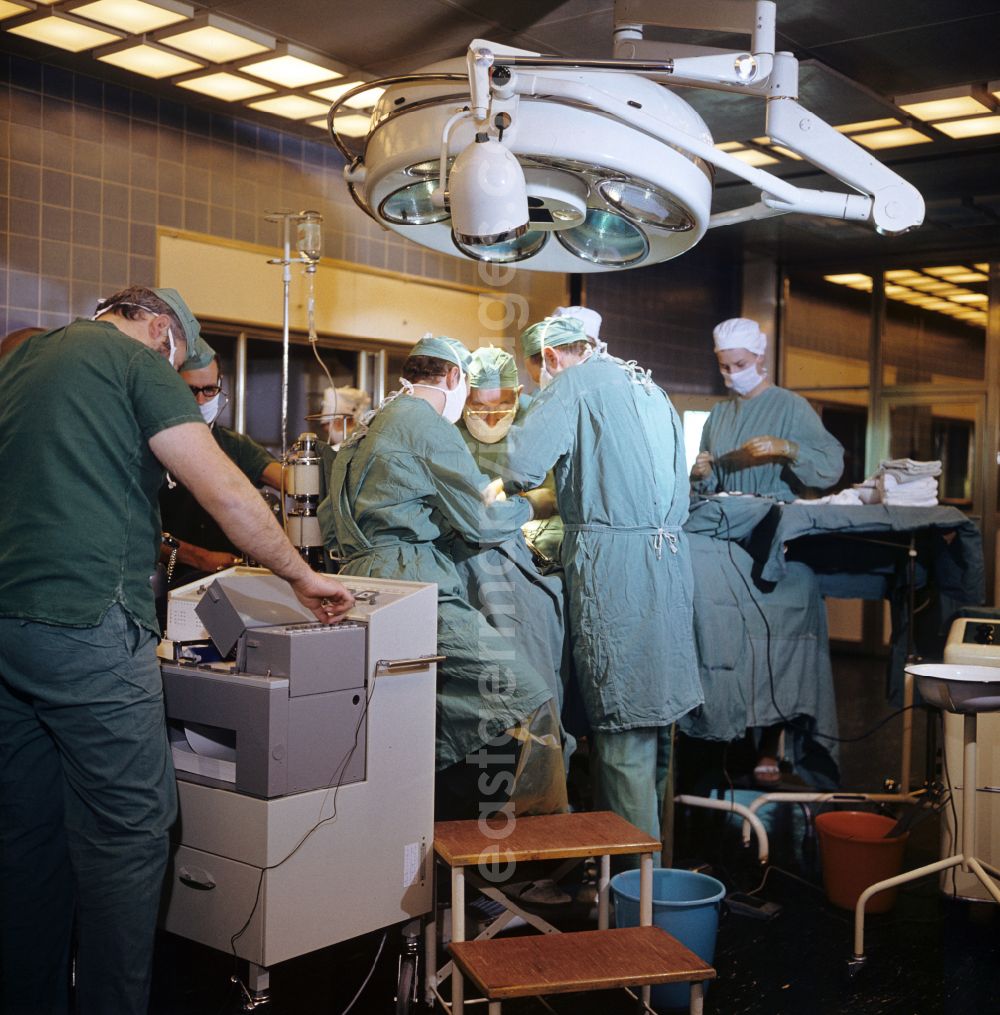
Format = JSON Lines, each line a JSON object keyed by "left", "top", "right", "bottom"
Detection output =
{"left": 825, "top": 264, "right": 990, "bottom": 328}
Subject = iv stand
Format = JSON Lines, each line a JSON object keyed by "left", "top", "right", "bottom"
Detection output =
{"left": 266, "top": 211, "right": 320, "bottom": 458}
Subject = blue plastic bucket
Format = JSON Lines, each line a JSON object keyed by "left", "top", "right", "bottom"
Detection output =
{"left": 611, "top": 868, "right": 725, "bottom": 1011}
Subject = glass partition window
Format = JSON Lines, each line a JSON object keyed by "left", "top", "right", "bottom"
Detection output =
{"left": 244, "top": 341, "right": 356, "bottom": 454}
{"left": 887, "top": 402, "right": 978, "bottom": 509}
{"left": 822, "top": 263, "right": 988, "bottom": 386}
{"left": 784, "top": 273, "right": 872, "bottom": 487}
{"left": 882, "top": 263, "right": 987, "bottom": 386}
{"left": 786, "top": 274, "right": 872, "bottom": 391}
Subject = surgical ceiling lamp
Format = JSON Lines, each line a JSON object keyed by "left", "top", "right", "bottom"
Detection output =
{"left": 328, "top": 0, "right": 925, "bottom": 272}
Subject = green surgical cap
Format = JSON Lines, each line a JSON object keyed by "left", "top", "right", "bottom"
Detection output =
{"left": 468, "top": 346, "right": 519, "bottom": 389}
{"left": 409, "top": 334, "right": 472, "bottom": 372}
{"left": 519, "top": 316, "right": 586, "bottom": 358}
{"left": 153, "top": 287, "right": 214, "bottom": 370}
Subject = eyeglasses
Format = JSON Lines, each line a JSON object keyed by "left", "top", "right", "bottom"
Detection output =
{"left": 188, "top": 383, "right": 222, "bottom": 398}
{"left": 464, "top": 406, "right": 517, "bottom": 418}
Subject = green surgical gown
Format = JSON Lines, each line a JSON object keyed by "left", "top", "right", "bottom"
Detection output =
{"left": 693, "top": 385, "right": 844, "bottom": 501}
{"left": 451, "top": 422, "right": 566, "bottom": 709}
{"left": 317, "top": 394, "right": 553, "bottom": 769}
{"left": 503, "top": 358, "right": 703, "bottom": 733}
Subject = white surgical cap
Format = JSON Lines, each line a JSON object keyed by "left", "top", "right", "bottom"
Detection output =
{"left": 553, "top": 305, "right": 602, "bottom": 341}
{"left": 713, "top": 317, "right": 767, "bottom": 356}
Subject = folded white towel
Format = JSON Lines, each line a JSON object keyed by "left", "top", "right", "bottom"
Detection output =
{"left": 880, "top": 458, "right": 942, "bottom": 483}
{"left": 883, "top": 496, "right": 939, "bottom": 507}
{"left": 880, "top": 474, "right": 938, "bottom": 496}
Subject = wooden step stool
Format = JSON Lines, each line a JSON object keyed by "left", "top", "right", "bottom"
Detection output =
{"left": 428, "top": 811, "right": 713, "bottom": 1014}
{"left": 450, "top": 925, "right": 715, "bottom": 1015}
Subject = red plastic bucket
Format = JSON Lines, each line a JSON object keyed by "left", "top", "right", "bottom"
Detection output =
{"left": 815, "top": 810, "right": 910, "bottom": 913}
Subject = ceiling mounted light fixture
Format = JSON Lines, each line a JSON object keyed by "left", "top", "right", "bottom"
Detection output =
{"left": 851, "top": 127, "right": 933, "bottom": 150}
{"left": 331, "top": 0, "right": 924, "bottom": 272}
{"left": 248, "top": 94, "right": 330, "bottom": 121}
{"left": 933, "top": 115, "right": 1000, "bottom": 139}
{"left": 155, "top": 13, "right": 272, "bottom": 62}
{"left": 176, "top": 70, "right": 274, "bottom": 101}
{"left": 896, "top": 85, "right": 991, "bottom": 122}
{"left": 311, "top": 80, "right": 366, "bottom": 103}
{"left": 240, "top": 43, "right": 344, "bottom": 88}
{"left": 66, "top": 0, "right": 191, "bottom": 34}
{"left": 96, "top": 38, "right": 202, "bottom": 78}
{"left": 322, "top": 112, "right": 371, "bottom": 137}
{"left": 0, "top": 1, "right": 42, "bottom": 21}
{"left": 6, "top": 9, "right": 123, "bottom": 51}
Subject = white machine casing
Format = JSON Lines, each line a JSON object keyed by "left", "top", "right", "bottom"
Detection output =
{"left": 941, "top": 616, "right": 1000, "bottom": 901}
{"left": 160, "top": 571, "right": 439, "bottom": 966}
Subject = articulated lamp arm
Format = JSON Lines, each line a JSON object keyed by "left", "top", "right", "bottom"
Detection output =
{"left": 467, "top": 37, "right": 924, "bottom": 235}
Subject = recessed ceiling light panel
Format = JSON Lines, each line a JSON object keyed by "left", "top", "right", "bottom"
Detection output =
{"left": 897, "top": 88, "right": 990, "bottom": 122}
{"left": 176, "top": 71, "right": 274, "bottom": 101}
{"left": 0, "top": 1, "right": 34, "bottom": 22}
{"left": 934, "top": 115, "right": 1000, "bottom": 139}
{"left": 156, "top": 14, "right": 273, "bottom": 62}
{"left": 853, "top": 128, "right": 932, "bottom": 150}
{"left": 248, "top": 94, "right": 330, "bottom": 120}
{"left": 240, "top": 44, "right": 344, "bottom": 87}
{"left": 68, "top": 0, "right": 191, "bottom": 34}
{"left": 7, "top": 10, "right": 123, "bottom": 51}
{"left": 97, "top": 39, "right": 202, "bottom": 78}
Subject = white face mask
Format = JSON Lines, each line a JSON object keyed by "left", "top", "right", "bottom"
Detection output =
{"left": 442, "top": 375, "right": 468, "bottom": 423}
{"left": 725, "top": 363, "right": 762, "bottom": 396}
{"left": 413, "top": 375, "right": 468, "bottom": 423}
{"left": 199, "top": 392, "right": 221, "bottom": 424}
{"left": 464, "top": 408, "right": 515, "bottom": 444}
{"left": 166, "top": 326, "right": 180, "bottom": 368}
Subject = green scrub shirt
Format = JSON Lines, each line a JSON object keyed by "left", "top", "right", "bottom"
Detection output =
{"left": 0, "top": 319, "right": 202, "bottom": 631}
{"left": 318, "top": 394, "right": 553, "bottom": 768}
{"left": 503, "top": 357, "right": 703, "bottom": 732}
{"left": 693, "top": 385, "right": 844, "bottom": 501}
{"left": 454, "top": 420, "right": 566, "bottom": 709}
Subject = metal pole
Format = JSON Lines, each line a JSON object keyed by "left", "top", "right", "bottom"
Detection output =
{"left": 234, "top": 330, "right": 247, "bottom": 434}
{"left": 280, "top": 216, "right": 292, "bottom": 458}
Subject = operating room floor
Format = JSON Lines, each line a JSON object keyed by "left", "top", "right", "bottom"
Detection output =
{"left": 148, "top": 652, "right": 1000, "bottom": 1014}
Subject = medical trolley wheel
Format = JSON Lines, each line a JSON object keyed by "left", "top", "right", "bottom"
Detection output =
{"left": 395, "top": 953, "right": 417, "bottom": 1015}
{"left": 395, "top": 917, "right": 422, "bottom": 1015}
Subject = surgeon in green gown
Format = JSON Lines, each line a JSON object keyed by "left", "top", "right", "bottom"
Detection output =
{"left": 453, "top": 346, "right": 567, "bottom": 715}
{"left": 691, "top": 317, "right": 844, "bottom": 502}
{"left": 690, "top": 316, "right": 844, "bottom": 785}
{"left": 318, "top": 336, "right": 567, "bottom": 820}
{"left": 502, "top": 317, "right": 703, "bottom": 860}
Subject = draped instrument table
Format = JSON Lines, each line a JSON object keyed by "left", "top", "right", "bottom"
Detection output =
{"left": 678, "top": 497, "right": 984, "bottom": 861}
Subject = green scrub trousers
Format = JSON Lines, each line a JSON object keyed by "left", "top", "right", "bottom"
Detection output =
{"left": 0, "top": 605, "right": 177, "bottom": 1014}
